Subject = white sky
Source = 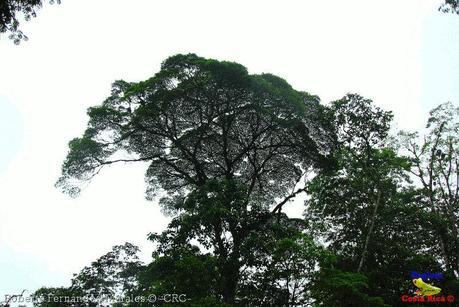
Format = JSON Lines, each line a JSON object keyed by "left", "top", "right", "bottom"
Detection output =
{"left": 0, "top": 0, "right": 458, "bottom": 300}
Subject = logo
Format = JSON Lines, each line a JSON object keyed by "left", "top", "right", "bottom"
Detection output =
{"left": 412, "top": 278, "right": 441, "bottom": 296}
{"left": 400, "top": 272, "right": 456, "bottom": 304}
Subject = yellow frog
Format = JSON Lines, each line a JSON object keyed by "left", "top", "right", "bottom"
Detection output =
{"left": 412, "top": 278, "right": 441, "bottom": 296}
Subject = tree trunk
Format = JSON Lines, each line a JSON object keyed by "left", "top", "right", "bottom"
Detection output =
{"left": 221, "top": 259, "right": 240, "bottom": 305}
{"left": 357, "top": 189, "right": 382, "bottom": 272}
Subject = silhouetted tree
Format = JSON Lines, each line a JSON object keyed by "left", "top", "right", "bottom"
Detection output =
{"left": 33, "top": 243, "right": 143, "bottom": 307}
{"left": 398, "top": 102, "right": 459, "bottom": 278}
{"left": 57, "top": 54, "right": 335, "bottom": 304}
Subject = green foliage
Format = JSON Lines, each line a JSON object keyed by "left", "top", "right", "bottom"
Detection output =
{"left": 305, "top": 94, "right": 404, "bottom": 261}
{"left": 312, "top": 268, "right": 387, "bottom": 307}
{"left": 0, "top": 0, "right": 60, "bottom": 44}
{"left": 146, "top": 181, "right": 327, "bottom": 305}
{"left": 238, "top": 227, "right": 327, "bottom": 306}
{"left": 33, "top": 243, "right": 143, "bottom": 307}
{"left": 57, "top": 53, "right": 333, "bottom": 202}
{"left": 52, "top": 55, "right": 459, "bottom": 305}
{"left": 398, "top": 102, "right": 459, "bottom": 277}
{"left": 132, "top": 245, "right": 222, "bottom": 306}
{"left": 56, "top": 54, "right": 334, "bottom": 304}
{"left": 304, "top": 95, "right": 449, "bottom": 305}
{"left": 71, "top": 243, "right": 143, "bottom": 300}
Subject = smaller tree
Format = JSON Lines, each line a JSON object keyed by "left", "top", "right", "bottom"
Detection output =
{"left": 237, "top": 221, "right": 327, "bottom": 306}
{"left": 33, "top": 242, "right": 143, "bottom": 307}
{"left": 305, "top": 93, "right": 397, "bottom": 272}
{"left": 133, "top": 245, "right": 223, "bottom": 306}
{"left": 305, "top": 94, "right": 442, "bottom": 305}
{"left": 71, "top": 242, "right": 143, "bottom": 302}
{"left": 398, "top": 102, "right": 459, "bottom": 277}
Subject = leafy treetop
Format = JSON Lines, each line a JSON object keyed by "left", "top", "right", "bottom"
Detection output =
{"left": 57, "top": 53, "right": 334, "bottom": 211}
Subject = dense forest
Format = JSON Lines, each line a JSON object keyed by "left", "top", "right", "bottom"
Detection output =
{"left": 26, "top": 54, "right": 458, "bottom": 306}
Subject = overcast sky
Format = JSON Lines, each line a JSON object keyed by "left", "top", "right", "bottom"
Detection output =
{"left": 0, "top": 0, "right": 458, "bottom": 300}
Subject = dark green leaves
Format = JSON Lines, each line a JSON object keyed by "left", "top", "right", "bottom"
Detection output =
{"left": 0, "top": 0, "right": 61, "bottom": 44}
{"left": 57, "top": 54, "right": 333, "bottom": 206}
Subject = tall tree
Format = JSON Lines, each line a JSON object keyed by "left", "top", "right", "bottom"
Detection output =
{"left": 398, "top": 102, "right": 459, "bottom": 277}
{"left": 57, "top": 54, "right": 335, "bottom": 304}
{"left": 305, "top": 94, "right": 395, "bottom": 272}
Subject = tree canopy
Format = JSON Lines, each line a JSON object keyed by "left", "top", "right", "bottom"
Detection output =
{"left": 55, "top": 53, "right": 335, "bottom": 305}
{"left": 398, "top": 102, "right": 459, "bottom": 278}
{"left": 57, "top": 53, "right": 334, "bottom": 201}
